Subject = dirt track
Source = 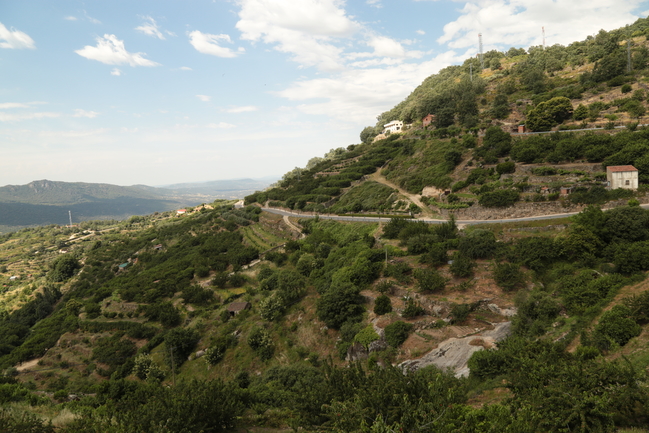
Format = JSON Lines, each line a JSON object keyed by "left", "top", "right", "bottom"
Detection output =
{"left": 368, "top": 168, "right": 435, "bottom": 217}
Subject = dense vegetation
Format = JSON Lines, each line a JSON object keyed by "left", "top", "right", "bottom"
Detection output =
{"left": 8, "top": 17, "right": 649, "bottom": 433}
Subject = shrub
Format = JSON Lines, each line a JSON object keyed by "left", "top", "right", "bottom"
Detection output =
{"left": 384, "top": 321, "right": 413, "bottom": 347}
{"left": 373, "top": 295, "right": 393, "bottom": 315}
{"left": 248, "top": 327, "right": 274, "bottom": 360}
{"left": 493, "top": 262, "right": 525, "bottom": 292}
{"left": 449, "top": 252, "right": 476, "bottom": 278}
{"left": 593, "top": 305, "right": 641, "bottom": 348}
{"left": 353, "top": 326, "right": 380, "bottom": 349}
{"left": 259, "top": 293, "right": 286, "bottom": 321}
{"left": 164, "top": 327, "right": 200, "bottom": 368}
{"left": 414, "top": 268, "right": 447, "bottom": 293}
{"left": 496, "top": 161, "right": 516, "bottom": 175}
{"left": 479, "top": 189, "right": 520, "bottom": 207}
{"left": 402, "top": 298, "right": 424, "bottom": 318}
{"left": 450, "top": 303, "right": 472, "bottom": 324}
{"left": 204, "top": 346, "right": 225, "bottom": 366}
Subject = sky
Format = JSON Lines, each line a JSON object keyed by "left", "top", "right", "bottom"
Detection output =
{"left": 1, "top": 0, "right": 649, "bottom": 187}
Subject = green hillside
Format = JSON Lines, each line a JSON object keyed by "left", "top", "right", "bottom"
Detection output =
{"left": 7, "top": 18, "right": 649, "bottom": 433}
{"left": 0, "top": 180, "right": 201, "bottom": 232}
{"left": 247, "top": 16, "right": 649, "bottom": 217}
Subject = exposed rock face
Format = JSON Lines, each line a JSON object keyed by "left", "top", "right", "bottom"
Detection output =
{"left": 346, "top": 342, "right": 368, "bottom": 362}
{"left": 399, "top": 322, "right": 512, "bottom": 378}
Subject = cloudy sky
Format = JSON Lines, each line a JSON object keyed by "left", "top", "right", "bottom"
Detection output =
{"left": 1, "top": 0, "right": 648, "bottom": 187}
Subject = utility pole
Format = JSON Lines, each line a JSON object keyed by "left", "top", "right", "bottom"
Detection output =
{"left": 470, "top": 63, "right": 473, "bottom": 81}
{"left": 170, "top": 346, "right": 176, "bottom": 387}
{"left": 478, "top": 33, "right": 484, "bottom": 70}
{"left": 627, "top": 27, "right": 632, "bottom": 73}
{"left": 68, "top": 210, "right": 72, "bottom": 227}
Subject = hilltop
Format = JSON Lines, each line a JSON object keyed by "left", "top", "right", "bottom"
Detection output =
{"left": 246, "top": 16, "right": 649, "bottom": 221}
{"left": 0, "top": 177, "right": 277, "bottom": 233}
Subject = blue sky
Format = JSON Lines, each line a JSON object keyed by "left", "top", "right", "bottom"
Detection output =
{"left": 1, "top": 0, "right": 648, "bottom": 187}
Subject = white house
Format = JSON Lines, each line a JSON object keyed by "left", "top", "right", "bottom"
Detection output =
{"left": 606, "top": 165, "right": 638, "bottom": 190}
{"left": 383, "top": 120, "right": 403, "bottom": 134}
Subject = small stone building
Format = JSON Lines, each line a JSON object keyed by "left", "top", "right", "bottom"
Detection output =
{"left": 422, "top": 114, "right": 436, "bottom": 127}
{"left": 227, "top": 301, "right": 251, "bottom": 317}
{"left": 606, "top": 165, "right": 638, "bottom": 190}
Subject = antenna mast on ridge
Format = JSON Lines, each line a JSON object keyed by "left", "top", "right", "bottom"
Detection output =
{"left": 542, "top": 26, "right": 546, "bottom": 49}
{"left": 478, "top": 33, "right": 484, "bottom": 69}
{"left": 627, "top": 26, "right": 633, "bottom": 73}
{"left": 69, "top": 210, "right": 72, "bottom": 227}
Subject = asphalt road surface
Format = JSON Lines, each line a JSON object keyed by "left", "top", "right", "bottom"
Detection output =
{"left": 261, "top": 207, "right": 579, "bottom": 225}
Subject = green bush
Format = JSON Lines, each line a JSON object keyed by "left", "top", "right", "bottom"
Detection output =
{"left": 247, "top": 327, "right": 275, "bottom": 360}
{"left": 493, "top": 262, "right": 525, "bottom": 292}
{"left": 384, "top": 321, "right": 413, "bottom": 347}
{"left": 496, "top": 161, "right": 515, "bottom": 175}
{"left": 593, "top": 305, "right": 641, "bottom": 348}
{"left": 373, "top": 295, "right": 393, "bottom": 315}
{"left": 402, "top": 298, "right": 424, "bottom": 318}
{"left": 479, "top": 189, "right": 520, "bottom": 207}
{"left": 353, "top": 325, "right": 379, "bottom": 349}
{"left": 449, "top": 252, "right": 476, "bottom": 278}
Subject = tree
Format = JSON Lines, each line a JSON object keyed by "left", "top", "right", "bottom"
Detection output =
{"left": 373, "top": 295, "right": 392, "bottom": 315}
{"left": 384, "top": 321, "right": 413, "bottom": 347}
{"left": 526, "top": 97, "right": 574, "bottom": 131}
{"left": 164, "top": 327, "right": 200, "bottom": 368}
{"left": 360, "top": 126, "right": 379, "bottom": 144}
{"left": 316, "top": 282, "right": 364, "bottom": 329}
{"left": 247, "top": 327, "right": 274, "bottom": 360}
{"left": 48, "top": 254, "right": 80, "bottom": 282}
{"left": 594, "top": 305, "right": 641, "bottom": 347}
{"left": 479, "top": 189, "right": 520, "bottom": 207}
{"left": 496, "top": 161, "right": 516, "bottom": 175}
{"left": 492, "top": 93, "right": 510, "bottom": 119}
{"left": 493, "top": 262, "right": 525, "bottom": 292}
{"left": 450, "top": 252, "right": 476, "bottom": 278}
{"left": 573, "top": 103, "right": 589, "bottom": 120}
{"left": 414, "top": 268, "right": 447, "bottom": 293}
{"left": 259, "top": 293, "right": 286, "bottom": 321}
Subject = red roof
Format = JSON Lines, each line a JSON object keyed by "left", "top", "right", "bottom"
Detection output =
{"left": 607, "top": 165, "right": 638, "bottom": 172}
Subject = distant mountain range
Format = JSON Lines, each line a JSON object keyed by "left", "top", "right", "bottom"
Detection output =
{"left": 0, "top": 177, "right": 277, "bottom": 231}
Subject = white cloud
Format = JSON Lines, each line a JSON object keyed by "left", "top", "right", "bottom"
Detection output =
{"left": 0, "top": 111, "right": 60, "bottom": 122}
{"left": 111, "top": 68, "right": 122, "bottom": 76}
{"left": 135, "top": 16, "right": 166, "bottom": 40}
{"left": 83, "top": 10, "right": 101, "bottom": 25}
{"left": 0, "top": 22, "right": 36, "bottom": 49}
{"left": 226, "top": 106, "right": 259, "bottom": 113}
{"left": 366, "top": 0, "right": 382, "bottom": 7}
{"left": 416, "top": 30, "right": 425, "bottom": 35}
{"left": 75, "top": 34, "right": 160, "bottom": 66}
{"left": 64, "top": 16, "right": 78, "bottom": 21}
{"left": 367, "top": 36, "right": 407, "bottom": 58}
{"left": 0, "top": 103, "right": 29, "bottom": 109}
{"left": 276, "top": 50, "right": 461, "bottom": 123}
{"left": 40, "top": 128, "right": 109, "bottom": 139}
{"left": 437, "top": 0, "right": 644, "bottom": 51}
{"left": 72, "top": 109, "right": 99, "bottom": 118}
{"left": 188, "top": 31, "right": 243, "bottom": 58}
{"left": 207, "top": 122, "right": 236, "bottom": 129}
{"left": 196, "top": 95, "right": 211, "bottom": 102}
{"left": 180, "top": 66, "right": 193, "bottom": 70}
{"left": 236, "top": 0, "right": 359, "bottom": 71}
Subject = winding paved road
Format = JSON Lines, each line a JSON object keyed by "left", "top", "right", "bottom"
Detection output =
{"left": 262, "top": 207, "right": 580, "bottom": 226}
{"left": 263, "top": 203, "right": 649, "bottom": 226}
